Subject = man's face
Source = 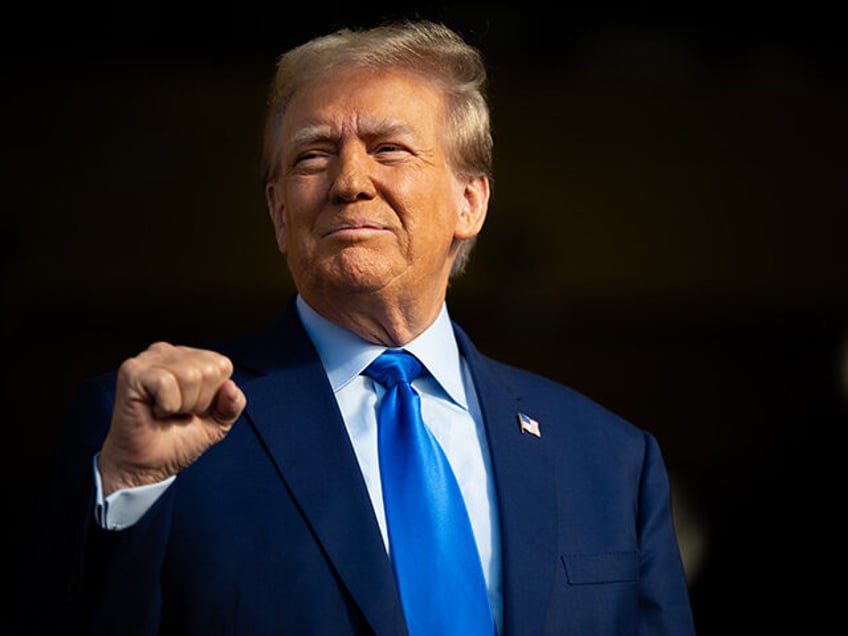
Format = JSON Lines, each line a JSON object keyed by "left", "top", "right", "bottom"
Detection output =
{"left": 266, "top": 67, "right": 488, "bottom": 310}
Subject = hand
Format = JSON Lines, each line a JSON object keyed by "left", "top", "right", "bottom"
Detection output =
{"left": 98, "top": 342, "right": 247, "bottom": 497}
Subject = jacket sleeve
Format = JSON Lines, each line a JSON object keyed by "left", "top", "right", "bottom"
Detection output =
{"left": 636, "top": 431, "right": 697, "bottom": 635}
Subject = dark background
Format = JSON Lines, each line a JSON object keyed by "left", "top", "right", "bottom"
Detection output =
{"left": 5, "top": 2, "right": 846, "bottom": 633}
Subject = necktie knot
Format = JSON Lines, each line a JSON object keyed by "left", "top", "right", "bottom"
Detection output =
{"left": 364, "top": 350, "right": 424, "bottom": 389}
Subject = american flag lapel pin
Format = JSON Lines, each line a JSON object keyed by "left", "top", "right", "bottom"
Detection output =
{"left": 517, "top": 412, "right": 541, "bottom": 438}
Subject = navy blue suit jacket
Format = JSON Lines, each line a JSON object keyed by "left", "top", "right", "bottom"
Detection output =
{"left": 25, "top": 302, "right": 695, "bottom": 635}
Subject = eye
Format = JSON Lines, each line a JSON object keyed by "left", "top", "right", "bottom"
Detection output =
{"left": 373, "top": 143, "right": 412, "bottom": 160}
{"left": 291, "top": 149, "right": 332, "bottom": 173}
{"left": 295, "top": 150, "right": 328, "bottom": 163}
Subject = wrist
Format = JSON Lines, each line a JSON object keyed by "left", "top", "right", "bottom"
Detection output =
{"left": 96, "top": 452, "right": 173, "bottom": 497}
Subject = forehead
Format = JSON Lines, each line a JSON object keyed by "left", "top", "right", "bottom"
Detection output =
{"left": 280, "top": 67, "right": 446, "bottom": 144}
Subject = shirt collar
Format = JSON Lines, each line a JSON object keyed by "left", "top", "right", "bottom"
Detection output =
{"left": 296, "top": 294, "right": 468, "bottom": 409}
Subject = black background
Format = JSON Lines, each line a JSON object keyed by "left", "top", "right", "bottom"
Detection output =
{"left": 5, "top": 2, "right": 846, "bottom": 633}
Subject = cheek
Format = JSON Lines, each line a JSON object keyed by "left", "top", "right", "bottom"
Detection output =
{"left": 423, "top": 184, "right": 464, "bottom": 238}
{"left": 283, "top": 181, "right": 327, "bottom": 232}
{"left": 405, "top": 206, "right": 459, "bottom": 261}
{"left": 393, "top": 171, "right": 459, "bottom": 221}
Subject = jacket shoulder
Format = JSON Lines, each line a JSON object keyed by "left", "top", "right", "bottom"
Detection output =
{"left": 469, "top": 343, "right": 650, "bottom": 449}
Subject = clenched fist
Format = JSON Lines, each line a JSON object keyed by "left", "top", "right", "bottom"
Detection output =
{"left": 98, "top": 342, "right": 247, "bottom": 497}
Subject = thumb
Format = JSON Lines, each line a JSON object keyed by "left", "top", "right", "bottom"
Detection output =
{"left": 211, "top": 379, "right": 247, "bottom": 425}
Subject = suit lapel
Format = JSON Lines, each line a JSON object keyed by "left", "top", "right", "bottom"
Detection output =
{"left": 456, "top": 326, "right": 558, "bottom": 635}
{"left": 234, "top": 305, "right": 407, "bottom": 635}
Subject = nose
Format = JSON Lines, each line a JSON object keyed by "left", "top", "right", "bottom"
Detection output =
{"left": 329, "top": 145, "right": 377, "bottom": 204}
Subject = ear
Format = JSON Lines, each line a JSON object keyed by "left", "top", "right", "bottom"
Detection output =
{"left": 265, "top": 181, "right": 287, "bottom": 254}
{"left": 454, "top": 174, "right": 490, "bottom": 240}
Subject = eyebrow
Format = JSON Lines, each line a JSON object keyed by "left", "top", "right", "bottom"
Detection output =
{"left": 286, "top": 123, "right": 336, "bottom": 153}
{"left": 286, "top": 117, "right": 418, "bottom": 154}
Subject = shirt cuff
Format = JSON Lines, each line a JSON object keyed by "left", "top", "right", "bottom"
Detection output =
{"left": 93, "top": 453, "right": 176, "bottom": 530}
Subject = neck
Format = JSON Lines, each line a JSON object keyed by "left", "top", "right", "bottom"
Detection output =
{"left": 300, "top": 287, "right": 445, "bottom": 347}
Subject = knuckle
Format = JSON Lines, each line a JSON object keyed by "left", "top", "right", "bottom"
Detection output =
{"left": 118, "top": 355, "right": 153, "bottom": 384}
{"left": 154, "top": 369, "right": 178, "bottom": 393}
{"left": 206, "top": 361, "right": 224, "bottom": 379}
{"left": 181, "top": 366, "right": 202, "bottom": 385}
{"left": 216, "top": 355, "right": 234, "bottom": 376}
{"left": 148, "top": 341, "right": 173, "bottom": 354}
{"left": 118, "top": 357, "right": 140, "bottom": 377}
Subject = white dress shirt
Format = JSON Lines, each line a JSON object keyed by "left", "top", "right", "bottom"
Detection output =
{"left": 95, "top": 295, "right": 503, "bottom": 631}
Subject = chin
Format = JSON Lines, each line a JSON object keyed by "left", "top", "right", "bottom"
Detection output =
{"left": 312, "top": 253, "right": 404, "bottom": 295}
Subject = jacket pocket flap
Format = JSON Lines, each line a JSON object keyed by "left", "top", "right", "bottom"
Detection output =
{"left": 562, "top": 551, "right": 639, "bottom": 585}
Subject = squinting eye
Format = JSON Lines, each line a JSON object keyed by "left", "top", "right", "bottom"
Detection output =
{"left": 296, "top": 151, "right": 324, "bottom": 163}
{"left": 292, "top": 151, "right": 332, "bottom": 171}
{"left": 375, "top": 144, "right": 410, "bottom": 156}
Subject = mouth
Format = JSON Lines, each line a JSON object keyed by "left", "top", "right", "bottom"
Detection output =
{"left": 322, "top": 222, "right": 389, "bottom": 239}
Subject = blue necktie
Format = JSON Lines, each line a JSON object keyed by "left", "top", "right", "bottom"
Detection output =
{"left": 364, "top": 350, "right": 494, "bottom": 636}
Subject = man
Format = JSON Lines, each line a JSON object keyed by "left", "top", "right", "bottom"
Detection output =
{"left": 23, "top": 20, "right": 695, "bottom": 635}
